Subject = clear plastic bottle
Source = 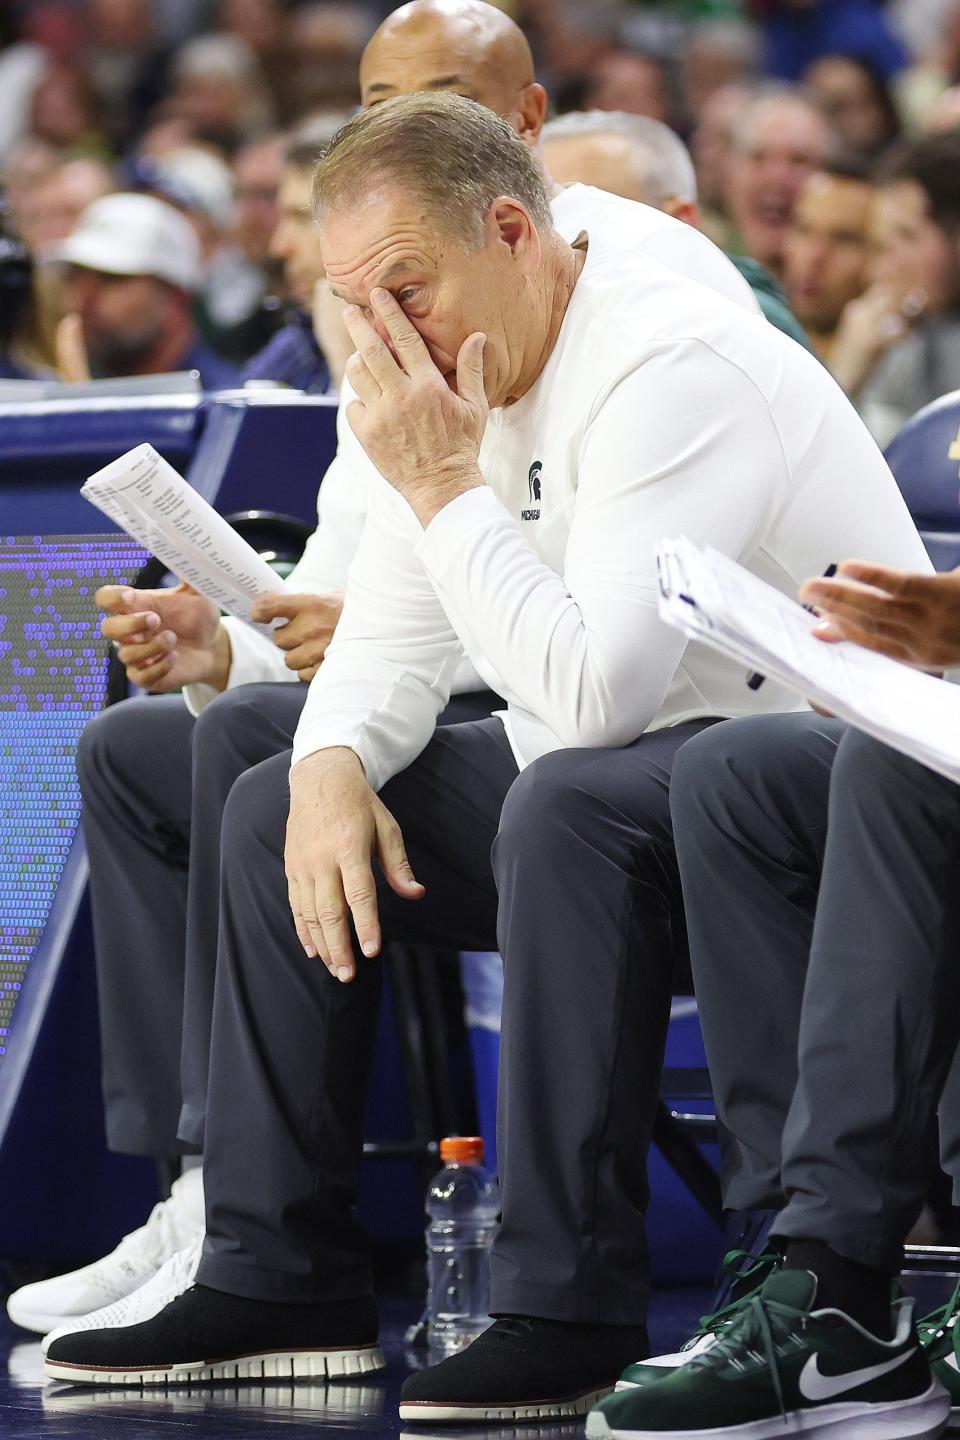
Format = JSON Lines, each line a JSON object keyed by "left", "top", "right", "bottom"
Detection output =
{"left": 426, "top": 1135, "right": 500, "bottom": 1352}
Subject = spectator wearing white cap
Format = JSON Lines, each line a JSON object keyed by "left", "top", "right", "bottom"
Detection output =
{"left": 51, "top": 192, "right": 239, "bottom": 389}
{"left": 132, "top": 143, "right": 277, "bottom": 365}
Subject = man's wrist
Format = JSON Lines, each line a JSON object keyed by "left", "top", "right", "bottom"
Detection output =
{"left": 291, "top": 745, "right": 365, "bottom": 784}
{"left": 406, "top": 466, "right": 483, "bottom": 527}
{"left": 208, "top": 624, "right": 233, "bottom": 692}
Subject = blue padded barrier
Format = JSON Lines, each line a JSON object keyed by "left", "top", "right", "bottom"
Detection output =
{"left": 0, "top": 394, "right": 203, "bottom": 536}
{"left": 0, "top": 536, "right": 158, "bottom": 1263}
{"left": 0, "top": 389, "right": 339, "bottom": 541}
{"left": 884, "top": 389, "right": 960, "bottom": 571}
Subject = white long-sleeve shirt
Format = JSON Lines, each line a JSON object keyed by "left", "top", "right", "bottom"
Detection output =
{"left": 290, "top": 227, "right": 931, "bottom": 788}
{"left": 185, "top": 185, "right": 759, "bottom": 712}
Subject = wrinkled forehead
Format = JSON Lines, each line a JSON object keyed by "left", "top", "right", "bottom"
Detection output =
{"left": 318, "top": 185, "right": 458, "bottom": 299}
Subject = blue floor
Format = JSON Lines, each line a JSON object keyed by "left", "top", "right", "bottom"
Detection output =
{"left": 0, "top": 1289, "right": 711, "bottom": 1439}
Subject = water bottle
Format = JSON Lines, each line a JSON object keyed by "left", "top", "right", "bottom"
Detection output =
{"left": 426, "top": 1135, "right": 499, "bottom": 1352}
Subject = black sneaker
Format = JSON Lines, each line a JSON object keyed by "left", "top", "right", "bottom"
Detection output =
{"left": 399, "top": 1315, "right": 649, "bottom": 1424}
{"left": 43, "top": 1284, "right": 384, "bottom": 1386}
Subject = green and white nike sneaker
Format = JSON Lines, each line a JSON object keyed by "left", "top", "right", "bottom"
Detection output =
{"left": 587, "top": 1270, "right": 949, "bottom": 1439}
{"left": 918, "top": 1278, "right": 960, "bottom": 1429}
{"left": 617, "top": 1250, "right": 782, "bottom": 1391}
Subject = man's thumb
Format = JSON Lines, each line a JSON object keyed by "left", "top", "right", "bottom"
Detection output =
{"left": 456, "top": 332, "right": 486, "bottom": 404}
{"left": 378, "top": 821, "right": 425, "bottom": 899}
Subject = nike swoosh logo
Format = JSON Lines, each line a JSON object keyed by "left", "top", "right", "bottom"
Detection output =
{"left": 944, "top": 1352, "right": 960, "bottom": 1374}
{"left": 798, "top": 1347, "right": 916, "bottom": 1401}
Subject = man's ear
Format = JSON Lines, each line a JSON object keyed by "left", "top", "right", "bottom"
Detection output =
{"left": 485, "top": 197, "right": 541, "bottom": 273}
{"left": 513, "top": 82, "right": 549, "bottom": 147}
{"left": 662, "top": 196, "right": 702, "bottom": 229}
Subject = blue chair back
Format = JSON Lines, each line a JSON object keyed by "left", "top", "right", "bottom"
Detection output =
{"left": 884, "top": 389, "right": 960, "bottom": 571}
{"left": 185, "top": 393, "right": 338, "bottom": 525}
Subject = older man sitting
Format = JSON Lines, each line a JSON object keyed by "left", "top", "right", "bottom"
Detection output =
{"left": 44, "top": 94, "right": 928, "bottom": 1422}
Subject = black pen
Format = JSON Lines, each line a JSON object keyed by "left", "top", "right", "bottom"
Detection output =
{"left": 746, "top": 563, "right": 837, "bottom": 691}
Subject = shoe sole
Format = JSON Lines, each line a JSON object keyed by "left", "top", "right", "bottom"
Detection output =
{"left": 44, "top": 1344, "right": 385, "bottom": 1387}
{"left": 948, "top": 1403, "right": 960, "bottom": 1432}
{"left": 399, "top": 1384, "right": 613, "bottom": 1424}
{"left": 585, "top": 1381, "right": 950, "bottom": 1439}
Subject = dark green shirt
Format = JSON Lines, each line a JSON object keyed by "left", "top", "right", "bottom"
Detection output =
{"left": 730, "top": 255, "right": 816, "bottom": 356}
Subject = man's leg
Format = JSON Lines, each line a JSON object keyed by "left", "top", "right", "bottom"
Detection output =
{"left": 79, "top": 683, "right": 310, "bottom": 1159}
{"left": 77, "top": 695, "right": 196, "bottom": 1158}
{"left": 774, "top": 729, "right": 960, "bottom": 1270}
{"left": 590, "top": 726, "right": 960, "bottom": 1439}
{"left": 490, "top": 720, "right": 721, "bottom": 1325}
{"left": 198, "top": 718, "right": 517, "bottom": 1298}
{"left": 178, "top": 685, "right": 502, "bottom": 1150}
{"left": 178, "top": 682, "right": 308, "bottom": 1147}
{"left": 669, "top": 711, "right": 843, "bottom": 1214}
{"left": 399, "top": 720, "right": 717, "bottom": 1422}
{"left": 46, "top": 719, "right": 518, "bottom": 1383}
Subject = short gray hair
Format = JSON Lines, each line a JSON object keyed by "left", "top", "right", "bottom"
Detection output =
{"left": 313, "top": 92, "right": 553, "bottom": 249}
{"left": 543, "top": 110, "right": 697, "bottom": 205}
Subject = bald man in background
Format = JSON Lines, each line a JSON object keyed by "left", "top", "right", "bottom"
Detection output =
{"left": 357, "top": 0, "right": 757, "bottom": 312}
{"left": 15, "top": 0, "right": 763, "bottom": 1350}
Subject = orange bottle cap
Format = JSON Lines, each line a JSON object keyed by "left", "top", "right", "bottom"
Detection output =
{"left": 439, "top": 1135, "right": 485, "bottom": 1164}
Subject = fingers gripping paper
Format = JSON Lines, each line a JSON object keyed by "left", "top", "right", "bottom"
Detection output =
{"left": 82, "top": 443, "right": 288, "bottom": 627}
{"left": 657, "top": 536, "right": 960, "bottom": 784}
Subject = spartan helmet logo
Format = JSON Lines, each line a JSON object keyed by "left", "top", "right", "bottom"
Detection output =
{"left": 528, "top": 461, "right": 542, "bottom": 504}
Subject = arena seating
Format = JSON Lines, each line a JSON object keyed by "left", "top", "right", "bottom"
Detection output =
{"left": 884, "top": 388, "right": 960, "bottom": 572}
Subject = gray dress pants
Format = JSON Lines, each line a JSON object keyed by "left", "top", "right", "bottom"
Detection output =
{"left": 192, "top": 717, "right": 717, "bottom": 1321}
{"left": 77, "top": 684, "right": 310, "bottom": 1157}
{"left": 77, "top": 682, "right": 502, "bottom": 1159}
{"left": 670, "top": 712, "right": 960, "bottom": 1272}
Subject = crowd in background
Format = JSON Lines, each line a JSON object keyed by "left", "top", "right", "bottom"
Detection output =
{"left": 4, "top": 0, "right": 960, "bottom": 443}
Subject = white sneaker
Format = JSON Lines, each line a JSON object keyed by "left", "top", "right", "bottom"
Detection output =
{"left": 42, "top": 1232, "right": 204, "bottom": 1354}
{"left": 6, "top": 1168, "right": 204, "bottom": 1335}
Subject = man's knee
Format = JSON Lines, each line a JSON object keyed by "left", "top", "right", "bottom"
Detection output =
{"left": 192, "top": 684, "right": 266, "bottom": 756}
{"left": 220, "top": 754, "right": 289, "bottom": 869}
{"left": 496, "top": 749, "right": 588, "bottom": 863}
{"left": 671, "top": 713, "right": 838, "bottom": 835}
{"left": 670, "top": 720, "right": 749, "bottom": 830}
{"left": 496, "top": 747, "right": 664, "bottom": 878}
{"left": 832, "top": 726, "right": 956, "bottom": 816}
{"left": 77, "top": 697, "right": 162, "bottom": 797}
